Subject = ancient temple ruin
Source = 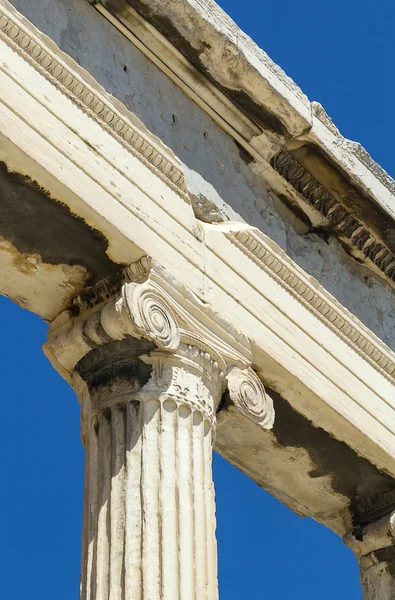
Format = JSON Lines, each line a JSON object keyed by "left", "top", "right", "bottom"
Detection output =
{"left": 1, "top": 0, "right": 395, "bottom": 597}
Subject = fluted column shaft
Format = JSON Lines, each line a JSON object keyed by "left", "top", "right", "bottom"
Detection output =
{"left": 78, "top": 340, "right": 221, "bottom": 600}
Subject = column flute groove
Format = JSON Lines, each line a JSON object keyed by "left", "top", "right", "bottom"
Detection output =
{"left": 125, "top": 401, "right": 142, "bottom": 600}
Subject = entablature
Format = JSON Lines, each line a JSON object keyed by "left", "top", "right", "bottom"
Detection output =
{"left": 89, "top": 0, "right": 395, "bottom": 289}
{"left": 1, "top": 0, "right": 395, "bottom": 536}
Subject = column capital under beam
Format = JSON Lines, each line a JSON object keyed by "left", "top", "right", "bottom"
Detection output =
{"left": 44, "top": 257, "right": 274, "bottom": 431}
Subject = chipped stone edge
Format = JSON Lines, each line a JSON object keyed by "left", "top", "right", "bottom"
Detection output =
{"left": 312, "top": 102, "right": 395, "bottom": 198}
{"left": 92, "top": 0, "right": 395, "bottom": 214}
{"left": 71, "top": 256, "right": 152, "bottom": 315}
{"left": 97, "top": 0, "right": 311, "bottom": 137}
{"left": 0, "top": 1, "right": 189, "bottom": 200}
{"left": 226, "top": 228, "right": 395, "bottom": 383}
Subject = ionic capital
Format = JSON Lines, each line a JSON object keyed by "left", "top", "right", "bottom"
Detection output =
{"left": 43, "top": 260, "right": 276, "bottom": 600}
{"left": 44, "top": 259, "right": 275, "bottom": 428}
{"left": 46, "top": 278, "right": 181, "bottom": 377}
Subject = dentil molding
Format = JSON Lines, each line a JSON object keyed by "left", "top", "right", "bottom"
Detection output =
{"left": 0, "top": 1, "right": 188, "bottom": 199}
{"left": 271, "top": 150, "right": 395, "bottom": 286}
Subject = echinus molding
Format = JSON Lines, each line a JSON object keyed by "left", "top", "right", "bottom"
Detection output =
{"left": 227, "top": 228, "right": 395, "bottom": 384}
{"left": 0, "top": 2, "right": 188, "bottom": 199}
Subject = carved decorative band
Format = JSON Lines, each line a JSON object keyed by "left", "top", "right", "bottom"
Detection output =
{"left": 272, "top": 150, "right": 395, "bottom": 282}
{"left": 139, "top": 344, "right": 225, "bottom": 424}
{"left": 226, "top": 229, "right": 395, "bottom": 383}
{"left": 0, "top": 6, "right": 188, "bottom": 198}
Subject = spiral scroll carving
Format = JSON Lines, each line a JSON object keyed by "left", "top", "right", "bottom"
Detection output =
{"left": 123, "top": 283, "right": 180, "bottom": 350}
{"left": 226, "top": 368, "right": 274, "bottom": 429}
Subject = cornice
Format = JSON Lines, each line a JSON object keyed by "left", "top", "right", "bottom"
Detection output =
{"left": 226, "top": 228, "right": 395, "bottom": 383}
{"left": 311, "top": 102, "right": 395, "bottom": 199}
{"left": 0, "top": 2, "right": 188, "bottom": 200}
{"left": 89, "top": 0, "right": 395, "bottom": 261}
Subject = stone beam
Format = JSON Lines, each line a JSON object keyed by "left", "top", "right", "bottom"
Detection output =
{"left": 0, "top": 0, "right": 195, "bottom": 319}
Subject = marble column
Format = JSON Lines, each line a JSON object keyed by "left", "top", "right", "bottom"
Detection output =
{"left": 76, "top": 338, "right": 222, "bottom": 600}
{"left": 45, "top": 272, "right": 273, "bottom": 600}
{"left": 344, "top": 511, "right": 395, "bottom": 600}
{"left": 46, "top": 280, "right": 226, "bottom": 600}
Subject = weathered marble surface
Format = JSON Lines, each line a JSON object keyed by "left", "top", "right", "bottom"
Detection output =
{"left": 10, "top": 0, "right": 395, "bottom": 351}
{"left": 2, "top": 6, "right": 395, "bottom": 599}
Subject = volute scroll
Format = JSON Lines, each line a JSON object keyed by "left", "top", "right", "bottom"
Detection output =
{"left": 226, "top": 367, "right": 275, "bottom": 429}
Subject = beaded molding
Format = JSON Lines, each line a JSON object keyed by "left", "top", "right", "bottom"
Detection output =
{"left": 0, "top": 4, "right": 188, "bottom": 199}
{"left": 227, "top": 228, "right": 395, "bottom": 383}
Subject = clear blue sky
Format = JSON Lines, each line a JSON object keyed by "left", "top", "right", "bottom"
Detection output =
{"left": 2, "top": 0, "right": 395, "bottom": 598}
